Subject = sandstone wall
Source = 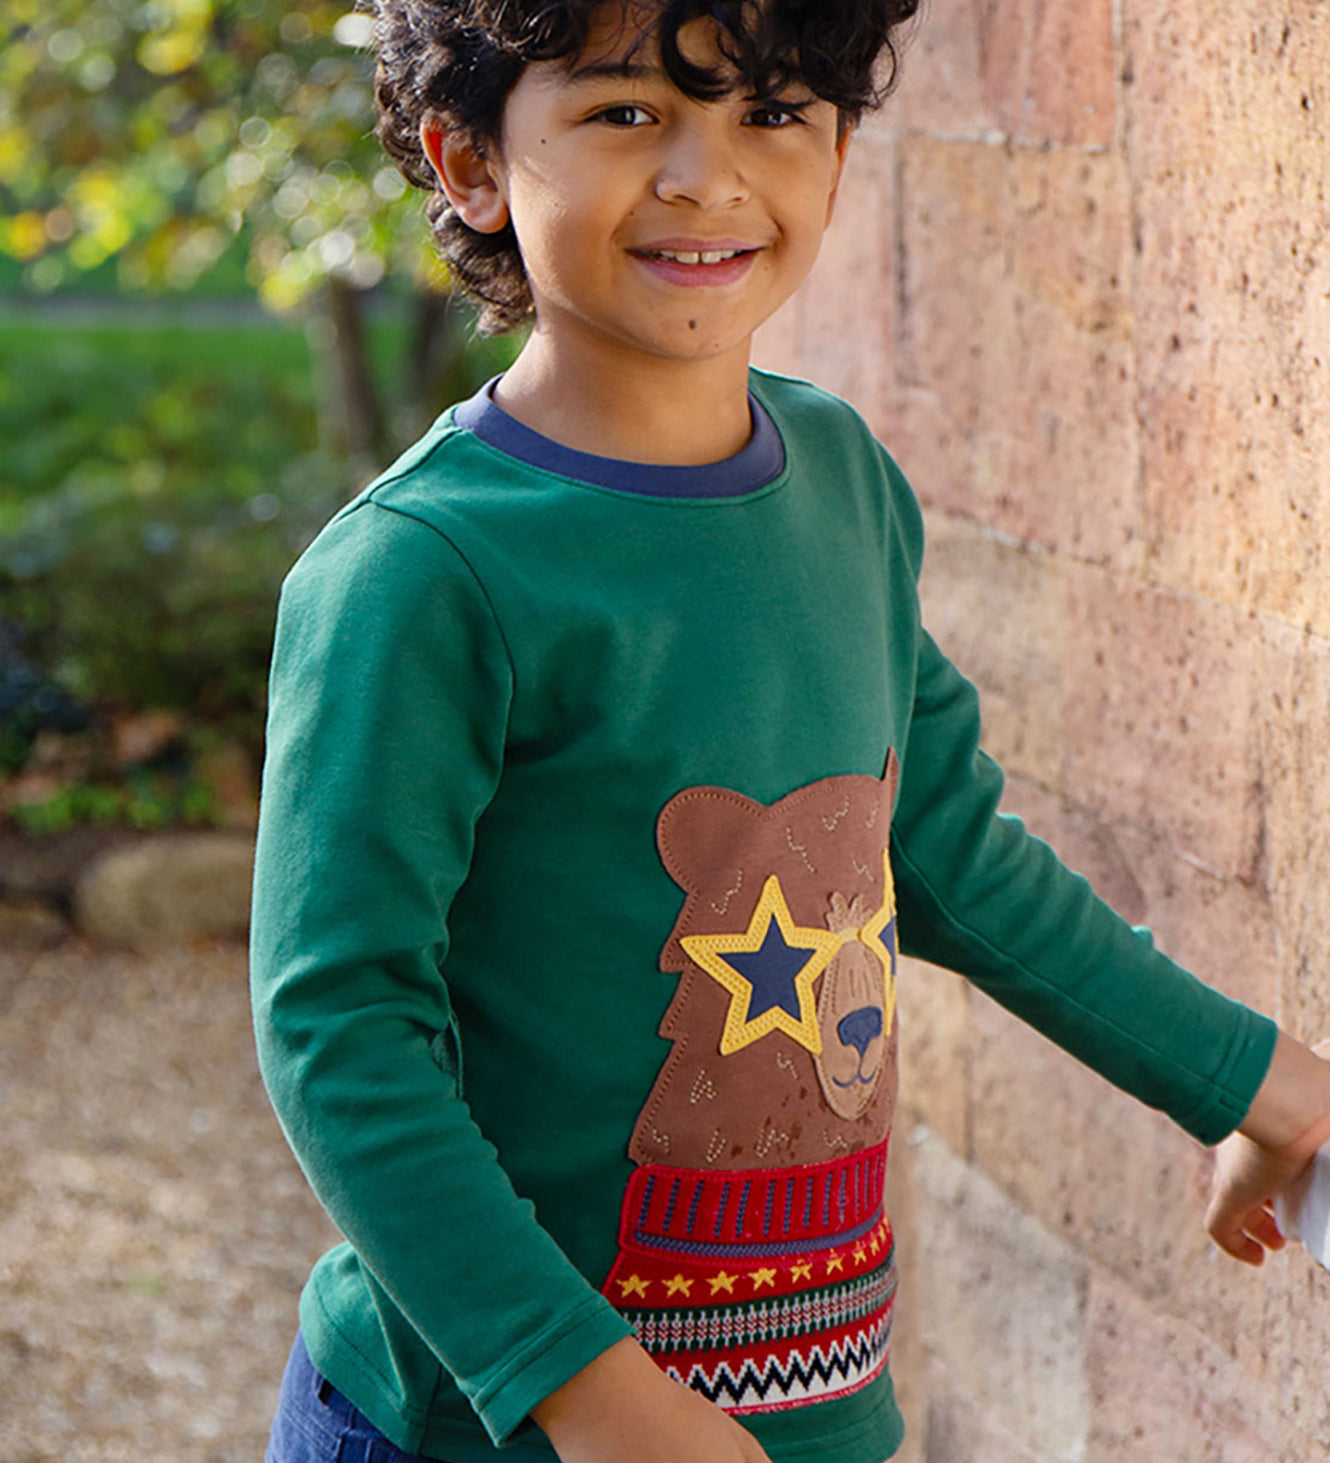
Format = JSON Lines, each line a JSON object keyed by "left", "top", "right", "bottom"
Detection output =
{"left": 754, "top": 2, "right": 1330, "bottom": 1457}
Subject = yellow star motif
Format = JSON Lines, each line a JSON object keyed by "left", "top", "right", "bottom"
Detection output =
{"left": 788, "top": 1261, "right": 813, "bottom": 1283}
{"left": 682, "top": 875, "right": 843, "bottom": 1056}
{"left": 618, "top": 1275, "right": 651, "bottom": 1300}
{"left": 825, "top": 1251, "right": 844, "bottom": 1274}
{"left": 748, "top": 1267, "right": 778, "bottom": 1290}
{"left": 857, "top": 849, "right": 899, "bottom": 1039}
{"left": 869, "top": 1233, "right": 881, "bottom": 1256}
{"left": 708, "top": 1270, "right": 738, "bottom": 1295}
{"left": 852, "top": 1246, "right": 868, "bottom": 1265}
{"left": 664, "top": 1274, "right": 694, "bottom": 1298}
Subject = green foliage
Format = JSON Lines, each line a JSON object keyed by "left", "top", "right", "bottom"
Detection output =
{"left": 1, "top": 0, "right": 435, "bottom": 307}
{"left": 10, "top": 774, "right": 217, "bottom": 835}
{"left": 0, "top": 319, "right": 344, "bottom": 755}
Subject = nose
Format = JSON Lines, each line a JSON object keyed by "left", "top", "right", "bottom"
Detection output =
{"left": 654, "top": 118, "right": 749, "bottom": 209}
{"left": 837, "top": 1006, "right": 884, "bottom": 1059}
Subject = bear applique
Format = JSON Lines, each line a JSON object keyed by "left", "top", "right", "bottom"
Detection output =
{"left": 601, "top": 756, "right": 901, "bottom": 1415}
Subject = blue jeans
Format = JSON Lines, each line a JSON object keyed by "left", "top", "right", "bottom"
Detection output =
{"left": 266, "top": 1331, "right": 453, "bottom": 1463}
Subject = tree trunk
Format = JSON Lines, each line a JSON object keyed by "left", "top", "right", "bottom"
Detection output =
{"left": 396, "top": 286, "right": 471, "bottom": 442}
{"left": 308, "top": 276, "right": 386, "bottom": 485}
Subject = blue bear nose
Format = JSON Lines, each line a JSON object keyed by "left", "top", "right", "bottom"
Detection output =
{"left": 837, "top": 1006, "right": 883, "bottom": 1058}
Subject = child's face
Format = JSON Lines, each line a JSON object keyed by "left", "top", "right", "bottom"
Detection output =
{"left": 438, "top": 3, "right": 848, "bottom": 370}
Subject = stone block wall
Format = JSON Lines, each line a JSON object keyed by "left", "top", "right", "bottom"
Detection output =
{"left": 755, "top": 2, "right": 1330, "bottom": 1457}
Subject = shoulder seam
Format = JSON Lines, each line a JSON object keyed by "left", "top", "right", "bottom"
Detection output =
{"left": 357, "top": 495, "right": 518, "bottom": 701}
{"left": 364, "top": 421, "right": 466, "bottom": 497}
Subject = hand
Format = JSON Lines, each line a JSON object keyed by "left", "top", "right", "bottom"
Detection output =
{"left": 1206, "top": 1035, "right": 1330, "bottom": 1265}
{"left": 531, "top": 1338, "right": 773, "bottom": 1463}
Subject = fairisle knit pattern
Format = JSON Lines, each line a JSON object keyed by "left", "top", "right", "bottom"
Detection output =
{"left": 603, "top": 1142, "right": 895, "bottom": 1413}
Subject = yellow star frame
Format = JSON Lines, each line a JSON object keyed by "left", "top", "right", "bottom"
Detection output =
{"left": 682, "top": 874, "right": 842, "bottom": 1056}
{"left": 857, "top": 849, "right": 899, "bottom": 1041}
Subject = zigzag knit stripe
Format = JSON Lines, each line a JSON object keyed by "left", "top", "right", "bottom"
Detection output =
{"left": 662, "top": 1315, "right": 893, "bottom": 1413}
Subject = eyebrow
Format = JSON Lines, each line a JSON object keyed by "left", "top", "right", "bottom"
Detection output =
{"left": 562, "top": 57, "right": 817, "bottom": 108}
{"left": 564, "top": 59, "right": 662, "bottom": 86}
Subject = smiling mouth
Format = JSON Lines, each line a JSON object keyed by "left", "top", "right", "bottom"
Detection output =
{"left": 831, "top": 1064, "right": 880, "bottom": 1090}
{"left": 632, "top": 247, "right": 756, "bottom": 265}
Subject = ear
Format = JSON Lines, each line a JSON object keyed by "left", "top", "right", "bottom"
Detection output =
{"left": 420, "top": 119, "right": 510, "bottom": 235}
{"left": 823, "top": 124, "right": 852, "bottom": 229}
{"left": 657, "top": 786, "right": 766, "bottom": 891}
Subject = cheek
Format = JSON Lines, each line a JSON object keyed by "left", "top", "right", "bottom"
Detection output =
{"left": 509, "top": 186, "right": 613, "bottom": 300}
{"left": 504, "top": 163, "right": 576, "bottom": 252}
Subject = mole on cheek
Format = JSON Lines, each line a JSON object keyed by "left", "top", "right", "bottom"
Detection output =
{"left": 688, "top": 319, "right": 698, "bottom": 330}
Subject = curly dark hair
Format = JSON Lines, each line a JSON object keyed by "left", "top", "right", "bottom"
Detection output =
{"left": 373, "top": 0, "right": 920, "bottom": 332}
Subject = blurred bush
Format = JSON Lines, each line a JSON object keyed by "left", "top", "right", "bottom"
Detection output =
{"left": 0, "top": 312, "right": 516, "bottom": 834}
{"left": 0, "top": 326, "right": 338, "bottom": 758}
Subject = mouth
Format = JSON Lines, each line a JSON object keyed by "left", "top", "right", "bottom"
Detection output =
{"left": 626, "top": 244, "right": 762, "bottom": 288}
{"left": 633, "top": 247, "right": 754, "bottom": 266}
{"left": 831, "top": 1065, "right": 880, "bottom": 1090}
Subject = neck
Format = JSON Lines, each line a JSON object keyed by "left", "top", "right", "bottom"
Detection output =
{"left": 493, "top": 331, "right": 754, "bottom": 466}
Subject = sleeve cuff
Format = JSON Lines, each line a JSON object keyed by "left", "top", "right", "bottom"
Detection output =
{"left": 1175, "top": 1007, "right": 1280, "bottom": 1147}
{"left": 472, "top": 1297, "right": 635, "bottom": 1447}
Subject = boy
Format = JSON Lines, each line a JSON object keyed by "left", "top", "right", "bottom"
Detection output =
{"left": 251, "top": 2, "right": 1330, "bottom": 1461}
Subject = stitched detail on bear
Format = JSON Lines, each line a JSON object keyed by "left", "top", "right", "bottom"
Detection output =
{"left": 711, "top": 869, "right": 745, "bottom": 916}
{"left": 784, "top": 827, "right": 818, "bottom": 874}
{"left": 821, "top": 795, "right": 851, "bottom": 834}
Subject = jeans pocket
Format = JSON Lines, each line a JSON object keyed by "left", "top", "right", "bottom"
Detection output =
{"left": 267, "top": 1333, "right": 351, "bottom": 1463}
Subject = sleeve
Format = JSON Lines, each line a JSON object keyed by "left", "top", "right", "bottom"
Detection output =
{"left": 889, "top": 620, "right": 1277, "bottom": 1148}
{"left": 249, "top": 499, "right": 632, "bottom": 1446}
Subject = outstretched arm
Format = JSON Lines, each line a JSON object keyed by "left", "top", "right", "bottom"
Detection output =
{"left": 1207, "top": 1034, "right": 1330, "bottom": 1264}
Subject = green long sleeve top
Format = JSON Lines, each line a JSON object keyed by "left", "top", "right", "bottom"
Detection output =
{"left": 250, "top": 369, "right": 1276, "bottom": 1463}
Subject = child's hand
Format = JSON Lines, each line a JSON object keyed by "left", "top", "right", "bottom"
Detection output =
{"left": 1207, "top": 1129, "right": 1313, "bottom": 1264}
{"left": 1206, "top": 1035, "right": 1330, "bottom": 1265}
{"left": 531, "top": 1337, "right": 773, "bottom": 1463}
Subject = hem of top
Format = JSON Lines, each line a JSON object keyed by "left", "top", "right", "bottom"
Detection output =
{"left": 301, "top": 1272, "right": 632, "bottom": 1452}
{"left": 891, "top": 835, "right": 1274, "bottom": 1145}
{"left": 300, "top": 1281, "right": 435, "bottom": 1446}
{"left": 760, "top": 1380, "right": 905, "bottom": 1460}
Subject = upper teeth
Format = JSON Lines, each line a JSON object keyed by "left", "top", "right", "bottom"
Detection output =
{"left": 651, "top": 249, "right": 743, "bottom": 265}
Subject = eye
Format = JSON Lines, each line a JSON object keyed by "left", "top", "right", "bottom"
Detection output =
{"left": 593, "top": 103, "right": 655, "bottom": 128}
{"left": 743, "top": 100, "right": 807, "bottom": 129}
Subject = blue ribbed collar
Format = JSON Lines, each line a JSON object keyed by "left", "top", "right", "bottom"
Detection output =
{"left": 450, "top": 376, "right": 785, "bottom": 499}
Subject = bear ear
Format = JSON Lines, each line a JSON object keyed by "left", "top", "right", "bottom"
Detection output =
{"left": 883, "top": 747, "right": 899, "bottom": 813}
{"left": 657, "top": 785, "right": 766, "bottom": 891}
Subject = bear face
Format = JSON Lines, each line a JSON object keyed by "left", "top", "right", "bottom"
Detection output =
{"left": 628, "top": 756, "right": 899, "bottom": 1171}
{"left": 817, "top": 893, "right": 891, "bottom": 1121}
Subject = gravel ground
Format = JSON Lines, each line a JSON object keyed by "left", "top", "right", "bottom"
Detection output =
{"left": 0, "top": 938, "right": 341, "bottom": 1463}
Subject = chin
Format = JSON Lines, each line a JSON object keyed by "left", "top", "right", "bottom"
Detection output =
{"left": 646, "top": 328, "right": 747, "bottom": 362}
